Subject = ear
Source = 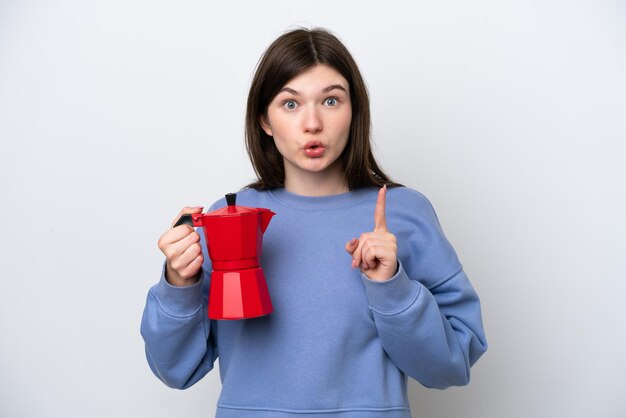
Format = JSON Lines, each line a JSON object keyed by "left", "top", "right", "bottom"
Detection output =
{"left": 259, "top": 114, "right": 273, "bottom": 137}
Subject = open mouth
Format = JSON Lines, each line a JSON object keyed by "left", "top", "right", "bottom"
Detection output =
{"left": 304, "top": 141, "right": 324, "bottom": 150}
{"left": 304, "top": 142, "right": 326, "bottom": 157}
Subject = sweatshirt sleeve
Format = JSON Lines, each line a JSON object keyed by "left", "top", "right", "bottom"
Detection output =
{"left": 140, "top": 233, "right": 217, "bottom": 389}
{"left": 360, "top": 189, "right": 487, "bottom": 389}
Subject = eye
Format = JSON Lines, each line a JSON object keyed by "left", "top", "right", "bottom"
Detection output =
{"left": 325, "top": 97, "right": 338, "bottom": 106}
{"left": 283, "top": 100, "right": 298, "bottom": 110}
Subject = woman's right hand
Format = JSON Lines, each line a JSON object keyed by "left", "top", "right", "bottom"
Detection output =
{"left": 158, "top": 206, "right": 204, "bottom": 287}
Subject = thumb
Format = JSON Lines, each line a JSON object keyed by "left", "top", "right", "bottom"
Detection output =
{"left": 345, "top": 237, "right": 358, "bottom": 254}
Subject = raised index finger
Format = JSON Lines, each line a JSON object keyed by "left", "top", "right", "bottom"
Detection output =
{"left": 374, "top": 184, "right": 387, "bottom": 231}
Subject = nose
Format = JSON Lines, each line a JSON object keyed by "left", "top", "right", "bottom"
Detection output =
{"left": 302, "top": 106, "right": 323, "bottom": 134}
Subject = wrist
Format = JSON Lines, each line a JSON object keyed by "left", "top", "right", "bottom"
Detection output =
{"left": 155, "top": 264, "right": 205, "bottom": 317}
{"left": 361, "top": 262, "right": 420, "bottom": 314}
{"left": 165, "top": 265, "right": 201, "bottom": 287}
{"left": 364, "top": 261, "right": 400, "bottom": 282}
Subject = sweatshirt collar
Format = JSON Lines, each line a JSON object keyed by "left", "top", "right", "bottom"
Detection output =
{"left": 267, "top": 187, "right": 374, "bottom": 211}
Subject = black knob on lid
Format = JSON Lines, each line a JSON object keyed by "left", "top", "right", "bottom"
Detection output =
{"left": 225, "top": 193, "right": 236, "bottom": 206}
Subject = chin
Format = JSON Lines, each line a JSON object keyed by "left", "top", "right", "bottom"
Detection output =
{"left": 302, "top": 159, "right": 334, "bottom": 172}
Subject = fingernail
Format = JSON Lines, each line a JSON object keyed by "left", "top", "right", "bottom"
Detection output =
{"left": 351, "top": 260, "right": 356, "bottom": 268}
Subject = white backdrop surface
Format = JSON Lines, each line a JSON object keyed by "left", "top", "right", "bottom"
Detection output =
{"left": 1, "top": 1, "right": 625, "bottom": 417}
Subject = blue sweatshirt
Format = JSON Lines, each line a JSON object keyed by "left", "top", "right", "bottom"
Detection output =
{"left": 141, "top": 186, "right": 487, "bottom": 418}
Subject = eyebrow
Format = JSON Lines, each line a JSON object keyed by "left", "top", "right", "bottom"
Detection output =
{"left": 277, "top": 84, "right": 348, "bottom": 96}
{"left": 322, "top": 84, "right": 348, "bottom": 93}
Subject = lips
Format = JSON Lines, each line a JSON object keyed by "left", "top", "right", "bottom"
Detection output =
{"left": 304, "top": 141, "right": 327, "bottom": 158}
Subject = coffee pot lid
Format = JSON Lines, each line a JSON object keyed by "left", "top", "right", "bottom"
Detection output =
{"left": 206, "top": 193, "right": 263, "bottom": 217}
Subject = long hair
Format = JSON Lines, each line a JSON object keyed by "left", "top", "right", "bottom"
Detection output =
{"left": 245, "top": 28, "right": 400, "bottom": 190}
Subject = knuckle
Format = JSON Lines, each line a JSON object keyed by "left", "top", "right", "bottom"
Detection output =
{"left": 169, "top": 258, "right": 182, "bottom": 271}
{"left": 162, "top": 245, "right": 175, "bottom": 260}
{"left": 177, "top": 229, "right": 191, "bottom": 242}
{"left": 180, "top": 229, "right": 192, "bottom": 243}
{"left": 180, "top": 225, "right": 193, "bottom": 234}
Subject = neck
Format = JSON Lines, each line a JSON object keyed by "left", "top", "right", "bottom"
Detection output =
{"left": 284, "top": 164, "right": 349, "bottom": 197}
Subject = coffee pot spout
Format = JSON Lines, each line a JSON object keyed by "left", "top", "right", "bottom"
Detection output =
{"left": 260, "top": 209, "right": 275, "bottom": 233}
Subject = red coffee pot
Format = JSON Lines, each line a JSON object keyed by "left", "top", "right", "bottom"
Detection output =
{"left": 175, "top": 193, "right": 275, "bottom": 320}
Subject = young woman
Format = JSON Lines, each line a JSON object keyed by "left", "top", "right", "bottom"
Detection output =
{"left": 141, "top": 28, "right": 487, "bottom": 418}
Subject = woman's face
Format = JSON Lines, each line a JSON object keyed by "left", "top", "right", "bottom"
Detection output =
{"left": 261, "top": 64, "right": 352, "bottom": 185}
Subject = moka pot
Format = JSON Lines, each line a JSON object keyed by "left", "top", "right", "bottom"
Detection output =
{"left": 175, "top": 193, "right": 275, "bottom": 320}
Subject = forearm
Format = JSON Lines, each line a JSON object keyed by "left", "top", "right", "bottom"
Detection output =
{"left": 140, "top": 268, "right": 216, "bottom": 389}
{"left": 362, "top": 263, "right": 487, "bottom": 389}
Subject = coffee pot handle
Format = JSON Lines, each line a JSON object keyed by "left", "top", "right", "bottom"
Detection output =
{"left": 173, "top": 214, "right": 194, "bottom": 228}
{"left": 173, "top": 193, "right": 235, "bottom": 228}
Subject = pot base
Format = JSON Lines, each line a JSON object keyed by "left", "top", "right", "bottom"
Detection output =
{"left": 209, "top": 267, "right": 273, "bottom": 320}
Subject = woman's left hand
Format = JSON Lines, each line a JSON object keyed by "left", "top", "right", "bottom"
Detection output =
{"left": 345, "top": 185, "right": 398, "bottom": 282}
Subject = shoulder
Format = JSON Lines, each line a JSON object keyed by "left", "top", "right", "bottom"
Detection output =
{"left": 386, "top": 187, "right": 460, "bottom": 275}
{"left": 380, "top": 186, "right": 446, "bottom": 234}
{"left": 386, "top": 186, "right": 437, "bottom": 215}
{"left": 387, "top": 185, "right": 429, "bottom": 203}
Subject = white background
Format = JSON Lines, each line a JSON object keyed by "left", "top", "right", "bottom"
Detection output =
{"left": 1, "top": 1, "right": 625, "bottom": 417}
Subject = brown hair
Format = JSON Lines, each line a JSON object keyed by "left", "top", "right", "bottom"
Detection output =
{"left": 244, "top": 27, "right": 400, "bottom": 190}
